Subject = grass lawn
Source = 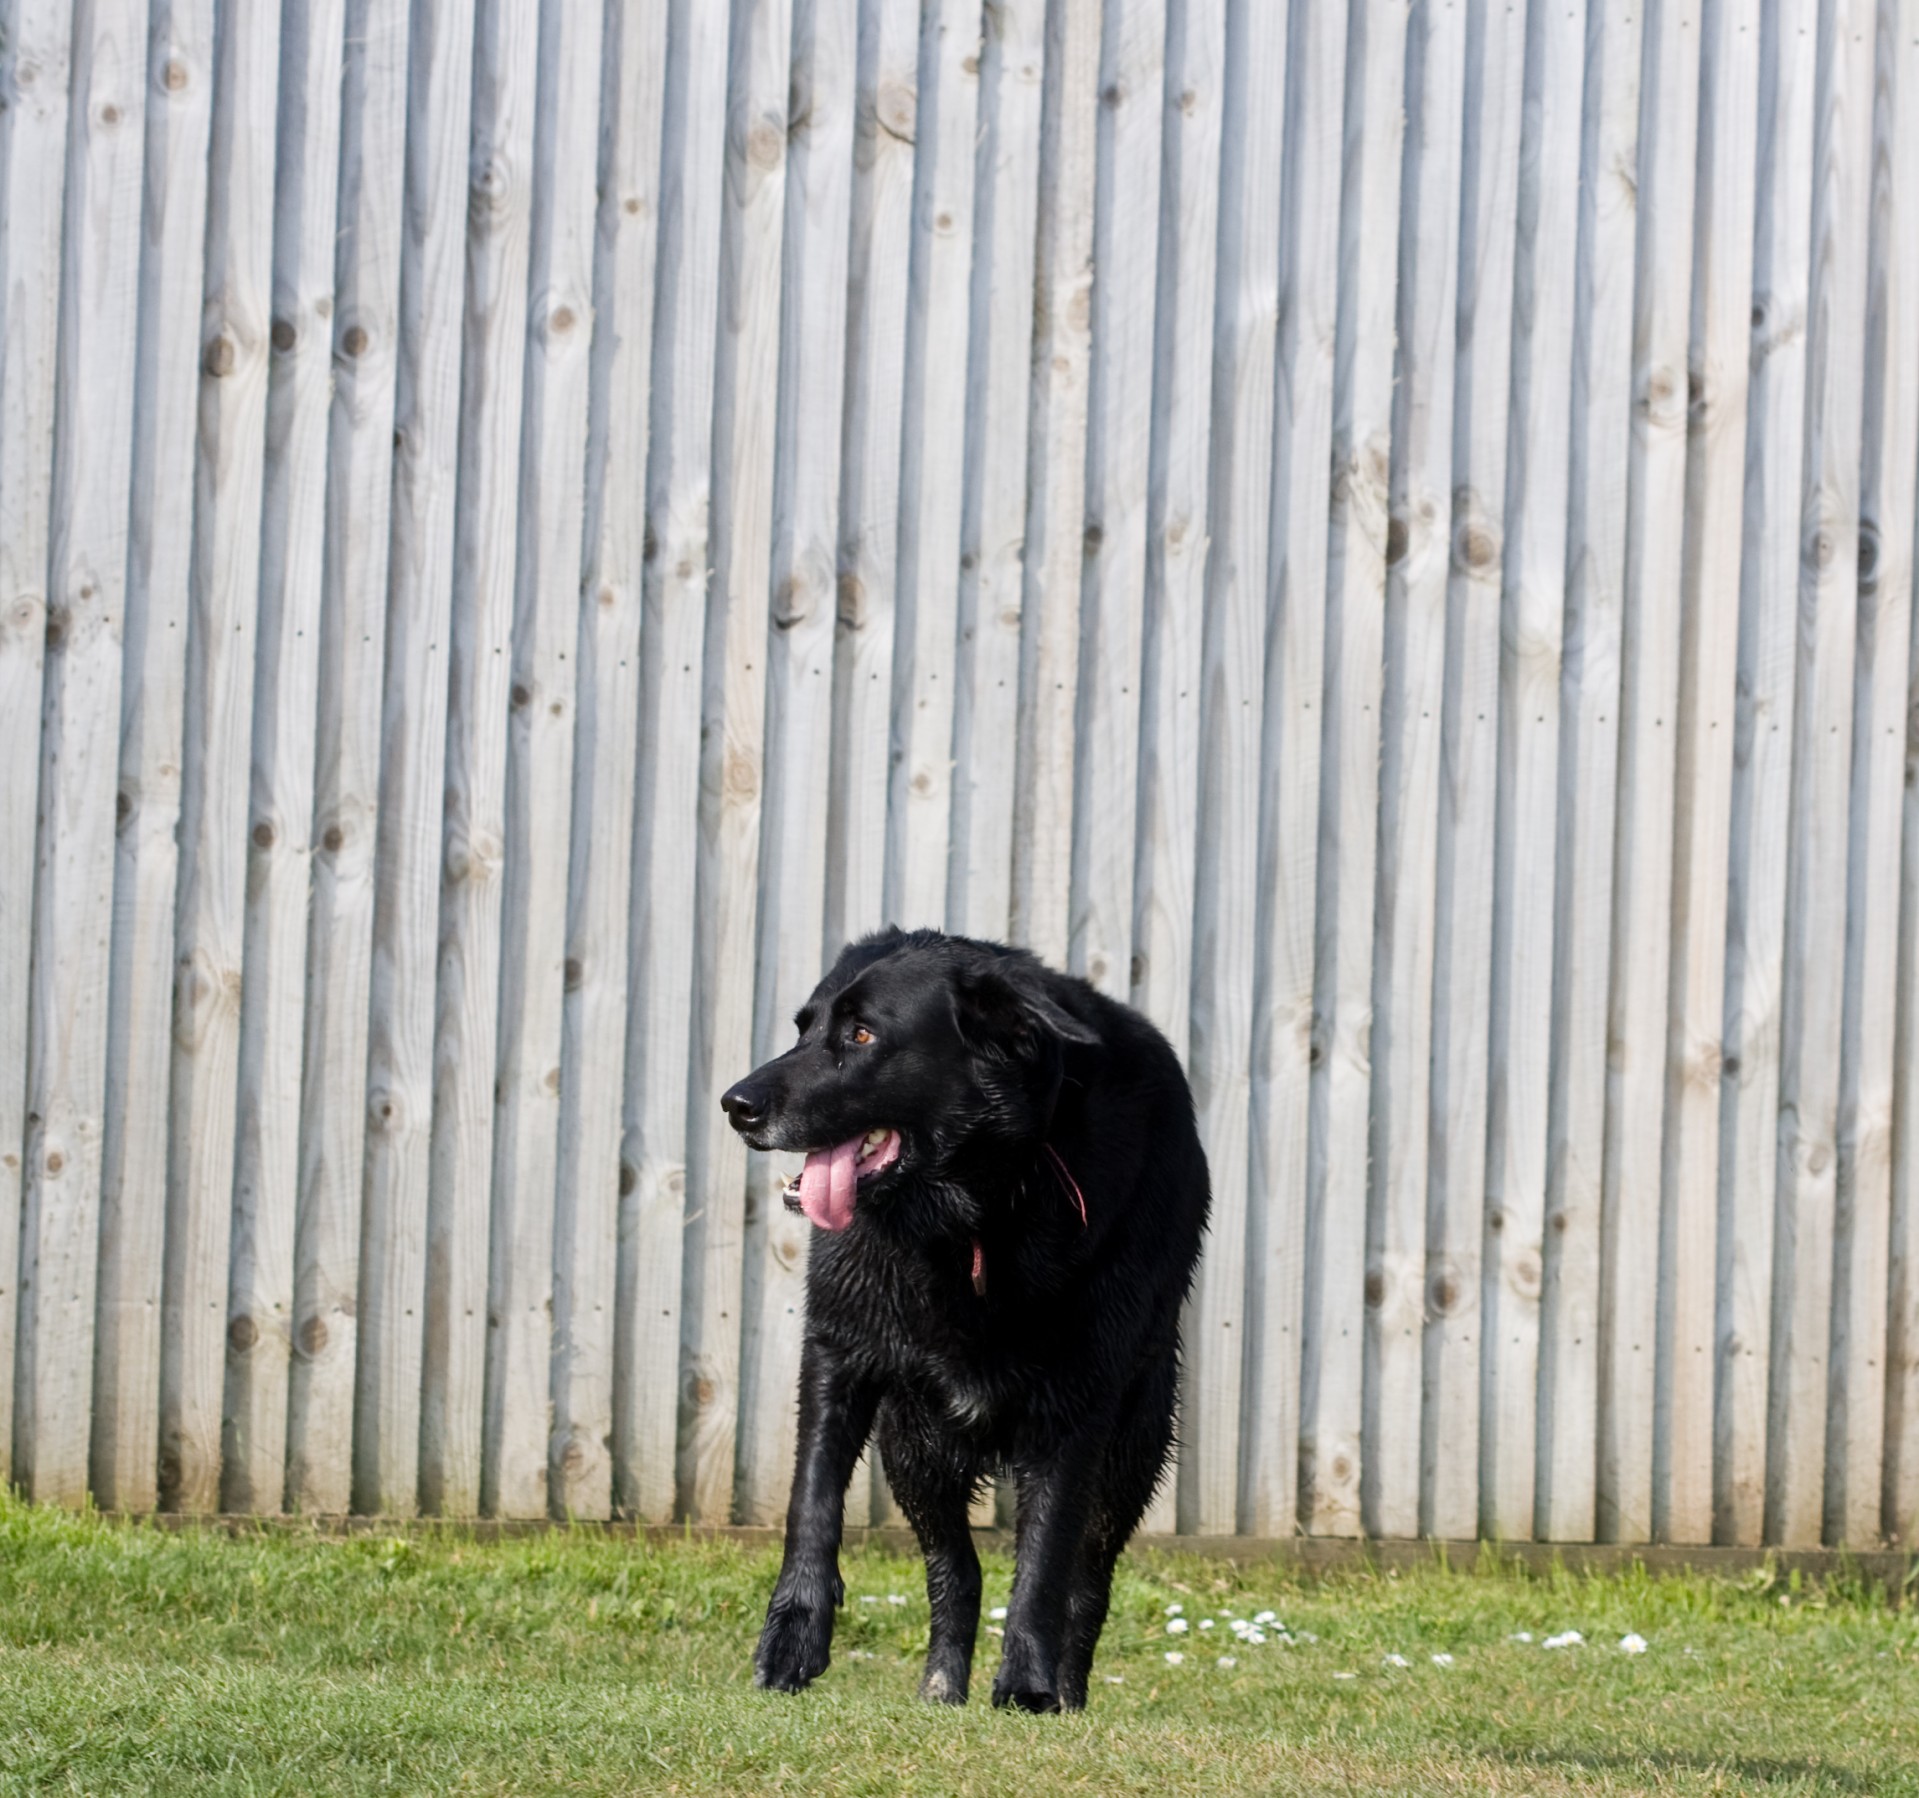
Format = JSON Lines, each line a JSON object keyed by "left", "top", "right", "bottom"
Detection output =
{"left": 0, "top": 1495, "right": 1915, "bottom": 1794}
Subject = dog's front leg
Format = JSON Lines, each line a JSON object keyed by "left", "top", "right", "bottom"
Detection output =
{"left": 993, "top": 1432, "right": 1107, "bottom": 1713}
{"left": 754, "top": 1339, "right": 879, "bottom": 1693}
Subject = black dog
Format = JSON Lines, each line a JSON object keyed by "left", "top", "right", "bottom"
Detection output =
{"left": 719, "top": 927, "right": 1209, "bottom": 1711}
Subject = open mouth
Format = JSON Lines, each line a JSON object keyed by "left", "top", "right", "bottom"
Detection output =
{"left": 782, "top": 1128, "right": 901, "bottom": 1231}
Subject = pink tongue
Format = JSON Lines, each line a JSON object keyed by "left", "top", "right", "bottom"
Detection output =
{"left": 797, "top": 1136, "right": 863, "bottom": 1231}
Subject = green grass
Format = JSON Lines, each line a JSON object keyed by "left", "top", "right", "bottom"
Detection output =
{"left": 1, "top": 1496, "right": 1915, "bottom": 1795}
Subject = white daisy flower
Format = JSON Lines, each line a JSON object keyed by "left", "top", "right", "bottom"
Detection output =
{"left": 1430, "top": 1652, "right": 1454, "bottom": 1667}
{"left": 988, "top": 1606, "right": 1008, "bottom": 1620}
{"left": 1216, "top": 1655, "right": 1237, "bottom": 1669}
{"left": 1618, "top": 1632, "right": 1648, "bottom": 1656}
{"left": 1165, "top": 1650, "right": 1185, "bottom": 1665}
{"left": 1542, "top": 1630, "right": 1583, "bottom": 1650}
{"left": 1165, "top": 1603, "right": 1184, "bottom": 1616}
{"left": 1382, "top": 1653, "right": 1410, "bottom": 1669}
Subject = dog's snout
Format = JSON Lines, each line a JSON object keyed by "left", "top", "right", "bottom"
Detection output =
{"left": 720, "top": 1079, "right": 770, "bottom": 1133}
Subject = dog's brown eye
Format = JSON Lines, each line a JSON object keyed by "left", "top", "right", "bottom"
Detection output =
{"left": 851, "top": 1025, "right": 874, "bottom": 1047}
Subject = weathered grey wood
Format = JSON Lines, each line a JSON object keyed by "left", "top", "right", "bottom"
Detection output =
{"left": 1595, "top": 0, "right": 1699, "bottom": 1547}
{"left": 558, "top": 0, "right": 667, "bottom": 1527}
{"left": 948, "top": 0, "right": 1043, "bottom": 943}
{"left": 484, "top": 0, "right": 600, "bottom": 1522}
{"left": 1009, "top": 0, "right": 1098, "bottom": 968}
{"left": 582, "top": 0, "right": 670, "bottom": 1526}
{"left": 1422, "top": 0, "right": 1524, "bottom": 1544}
{"left": 681, "top": 0, "right": 790, "bottom": 1527}
{"left": 734, "top": 0, "right": 857, "bottom": 1530}
{"left": 1304, "top": 0, "right": 1410, "bottom": 1540}
{"left": 1881, "top": 0, "right": 1919, "bottom": 1551}
{"left": 413, "top": 0, "right": 536, "bottom": 1521}
{"left": 827, "top": 0, "right": 916, "bottom": 1528}
{"left": 1718, "top": 0, "right": 1818, "bottom": 1548}
{"left": 159, "top": 0, "right": 282, "bottom": 1519}
{"left": 19, "top": 0, "right": 144, "bottom": 1507}
{"left": 1659, "top": 0, "right": 1758, "bottom": 1548}
{"left": 1243, "top": 0, "right": 1343, "bottom": 1543}
{"left": 90, "top": 0, "right": 210, "bottom": 1514}
{"left": 285, "top": 0, "right": 409, "bottom": 1518}
{"left": 356, "top": 0, "right": 478, "bottom": 1518}
{"left": 0, "top": 0, "right": 72, "bottom": 1495}
{"left": 1131, "top": 0, "right": 1225, "bottom": 1538}
{"left": 885, "top": 0, "right": 977, "bottom": 930}
{"left": 622, "top": 0, "right": 727, "bottom": 1523}
{"left": 1067, "top": 0, "right": 1162, "bottom": 1003}
{"left": 1180, "top": 0, "right": 1287, "bottom": 1538}
{"left": 1367, "top": 0, "right": 1465, "bottom": 1542}
{"left": 1767, "top": 0, "right": 1873, "bottom": 1548}
{"left": 222, "top": 0, "right": 348, "bottom": 1517}
{"left": 1833, "top": 0, "right": 1917, "bottom": 1552}
{"left": 1482, "top": 0, "right": 1583, "bottom": 1546}
{"left": 1536, "top": 0, "right": 1639, "bottom": 1545}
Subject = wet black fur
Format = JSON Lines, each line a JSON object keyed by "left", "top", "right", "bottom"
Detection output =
{"left": 719, "top": 927, "right": 1209, "bottom": 1711}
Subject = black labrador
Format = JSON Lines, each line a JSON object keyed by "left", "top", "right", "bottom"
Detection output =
{"left": 719, "top": 927, "right": 1209, "bottom": 1711}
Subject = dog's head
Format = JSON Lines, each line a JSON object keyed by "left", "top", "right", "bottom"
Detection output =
{"left": 719, "top": 928, "right": 1095, "bottom": 1231}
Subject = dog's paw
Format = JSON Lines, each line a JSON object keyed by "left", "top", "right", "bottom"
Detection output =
{"left": 990, "top": 1637, "right": 1062, "bottom": 1713}
{"left": 754, "top": 1594, "right": 833, "bottom": 1694}
{"left": 917, "top": 1658, "right": 970, "bottom": 1706}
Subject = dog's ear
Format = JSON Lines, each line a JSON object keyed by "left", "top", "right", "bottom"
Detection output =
{"left": 949, "top": 964, "right": 1098, "bottom": 1056}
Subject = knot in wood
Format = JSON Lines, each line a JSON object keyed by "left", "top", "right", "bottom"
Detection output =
{"left": 228, "top": 1314, "right": 259, "bottom": 1353}
{"left": 560, "top": 1435, "right": 589, "bottom": 1476}
{"left": 877, "top": 82, "right": 916, "bottom": 142}
{"left": 619, "top": 1161, "right": 637, "bottom": 1196}
{"left": 321, "top": 821, "right": 345, "bottom": 854}
{"left": 204, "top": 332, "right": 236, "bottom": 377}
{"left": 1364, "top": 1268, "right": 1386, "bottom": 1308}
{"left": 725, "top": 749, "right": 759, "bottom": 801}
{"left": 252, "top": 820, "right": 275, "bottom": 850}
{"left": 299, "top": 1315, "right": 329, "bottom": 1356}
{"left": 564, "top": 957, "right": 583, "bottom": 991}
{"left": 1429, "top": 1268, "right": 1461, "bottom": 1315}
{"left": 271, "top": 318, "right": 296, "bottom": 353}
{"left": 748, "top": 119, "right": 784, "bottom": 170}
{"left": 1513, "top": 1252, "right": 1542, "bottom": 1297}
{"left": 163, "top": 57, "right": 190, "bottom": 91}
{"left": 342, "top": 324, "right": 369, "bottom": 357}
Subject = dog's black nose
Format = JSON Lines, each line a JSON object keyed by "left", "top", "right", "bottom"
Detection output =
{"left": 720, "top": 1079, "right": 768, "bottom": 1133}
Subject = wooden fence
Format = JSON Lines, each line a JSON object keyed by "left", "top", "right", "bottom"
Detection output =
{"left": 2, "top": 0, "right": 1917, "bottom": 1550}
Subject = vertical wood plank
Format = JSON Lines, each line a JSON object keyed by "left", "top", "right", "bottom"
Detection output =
{"left": 1881, "top": 0, "right": 1919, "bottom": 1550}
{"left": 623, "top": 0, "right": 726, "bottom": 1522}
{"left": 1066, "top": 0, "right": 1162, "bottom": 1001}
{"left": 357, "top": 0, "right": 478, "bottom": 1517}
{"left": 825, "top": 0, "right": 914, "bottom": 1528}
{"left": 1009, "top": 0, "right": 1098, "bottom": 969}
{"left": 417, "top": 0, "right": 537, "bottom": 1520}
{"left": 1302, "top": 0, "right": 1409, "bottom": 1539}
{"left": 1132, "top": 0, "right": 1226, "bottom": 1537}
{"left": 222, "top": 0, "right": 348, "bottom": 1516}
{"left": 1659, "top": 0, "right": 1758, "bottom": 1547}
{"left": 1833, "top": 0, "right": 1917, "bottom": 1550}
{"left": 1717, "top": 0, "right": 1817, "bottom": 1549}
{"left": 286, "top": 0, "right": 409, "bottom": 1517}
{"left": 1766, "top": 0, "right": 1873, "bottom": 1548}
{"left": 484, "top": 0, "right": 600, "bottom": 1522}
{"left": 1594, "top": 0, "right": 1700, "bottom": 1547}
{"left": 886, "top": 0, "right": 978, "bottom": 930}
{"left": 91, "top": 0, "right": 209, "bottom": 1513}
{"left": 559, "top": 0, "right": 667, "bottom": 1526}
{"left": 1422, "top": 0, "right": 1525, "bottom": 1543}
{"left": 681, "top": 0, "right": 790, "bottom": 1527}
{"left": 159, "top": 0, "right": 281, "bottom": 1519}
{"left": 1365, "top": 0, "right": 1465, "bottom": 1542}
{"left": 1243, "top": 0, "right": 1343, "bottom": 1541}
{"left": 0, "top": 0, "right": 73, "bottom": 1492}
{"left": 734, "top": 0, "right": 857, "bottom": 1529}
{"left": 1181, "top": 0, "right": 1285, "bottom": 1537}
{"left": 584, "top": 0, "right": 670, "bottom": 1526}
{"left": 948, "top": 0, "right": 1043, "bottom": 942}
{"left": 1536, "top": 0, "right": 1639, "bottom": 1543}
{"left": 823, "top": 0, "right": 912, "bottom": 964}
{"left": 1482, "top": 0, "right": 1582, "bottom": 1545}
{"left": 19, "top": 0, "right": 144, "bottom": 1505}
